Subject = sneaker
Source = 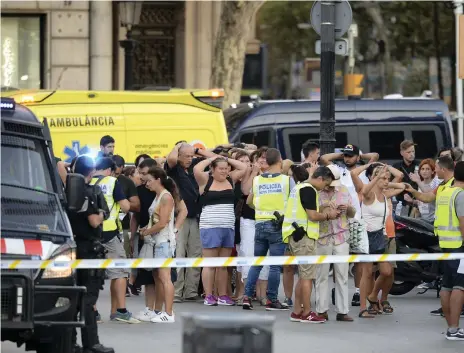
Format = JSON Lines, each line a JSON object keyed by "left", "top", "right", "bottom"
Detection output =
{"left": 430, "top": 307, "right": 444, "bottom": 316}
{"left": 259, "top": 297, "right": 267, "bottom": 306}
{"left": 300, "top": 311, "right": 326, "bottom": 324}
{"left": 242, "top": 296, "right": 253, "bottom": 310}
{"left": 203, "top": 294, "right": 218, "bottom": 306}
{"left": 283, "top": 297, "right": 293, "bottom": 308}
{"left": 173, "top": 296, "right": 183, "bottom": 303}
{"left": 265, "top": 300, "right": 289, "bottom": 311}
{"left": 134, "top": 307, "right": 157, "bottom": 322}
{"left": 95, "top": 311, "right": 103, "bottom": 324}
{"left": 185, "top": 296, "right": 202, "bottom": 302}
{"left": 128, "top": 283, "right": 139, "bottom": 296}
{"left": 446, "top": 328, "right": 464, "bottom": 341}
{"left": 151, "top": 311, "right": 175, "bottom": 324}
{"left": 290, "top": 311, "right": 302, "bottom": 322}
{"left": 417, "top": 281, "right": 436, "bottom": 290}
{"left": 218, "top": 295, "right": 235, "bottom": 306}
{"left": 110, "top": 311, "right": 141, "bottom": 324}
{"left": 351, "top": 292, "right": 360, "bottom": 307}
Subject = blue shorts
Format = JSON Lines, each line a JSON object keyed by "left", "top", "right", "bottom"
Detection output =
{"left": 154, "top": 242, "right": 171, "bottom": 259}
{"left": 200, "top": 228, "right": 235, "bottom": 249}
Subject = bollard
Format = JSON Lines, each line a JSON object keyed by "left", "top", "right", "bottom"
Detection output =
{"left": 182, "top": 312, "right": 275, "bottom": 353}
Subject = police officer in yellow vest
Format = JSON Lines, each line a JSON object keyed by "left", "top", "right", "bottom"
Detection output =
{"left": 91, "top": 158, "right": 140, "bottom": 324}
{"left": 407, "top": 157, "right": 464, "bottom": 340}
{"left": 282, "top": 166, "right": 340, "bottom": 323}
{"left": 242, "top": 148, "right": 295, "bottom": 311}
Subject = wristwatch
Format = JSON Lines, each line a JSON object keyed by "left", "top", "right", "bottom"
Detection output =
{"left": 174, "top": 228, "right": 179, "bottom": 234}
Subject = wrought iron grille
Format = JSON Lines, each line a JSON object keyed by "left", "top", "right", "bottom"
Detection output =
{"left": 131, "top": 3, "right": 182, "bottom": 87}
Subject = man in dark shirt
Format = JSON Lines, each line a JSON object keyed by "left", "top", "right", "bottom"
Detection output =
{"left": 97, "top": 135, "right": 115, "bottom": 159}
{"left": 393, "top": 140, "right": 419, "bottom": 209}
{"left": 165, "top": 142, "right": 216, "bottom": 301}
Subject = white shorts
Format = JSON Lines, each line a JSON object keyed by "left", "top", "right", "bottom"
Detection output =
{"left": 238, "top": 218, "right": 269, "bottom": 281}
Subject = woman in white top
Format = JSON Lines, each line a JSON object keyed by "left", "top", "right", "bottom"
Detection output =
{"left": 140, "top": 167, "right": 180, "bottom": 323}
{"left": 351, "top": 163, "right": 405, "bottom": 318}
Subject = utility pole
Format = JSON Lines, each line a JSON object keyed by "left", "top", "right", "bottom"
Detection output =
{"left": 455, "top": 0, "right": 464, "bottom": 149}
{"left": 319, "top": 2, "right": 337, "bottom": 156}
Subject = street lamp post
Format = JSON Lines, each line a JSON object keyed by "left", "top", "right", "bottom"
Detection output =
{"left": 119, "top": 1, "right": 142, "bottom": 90}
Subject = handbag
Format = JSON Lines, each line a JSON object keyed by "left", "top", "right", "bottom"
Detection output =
{"left": 366, "top": 196, "right": 387, "bottom": 254}
{"left": 348, "top": 218, "right": 369, "bottom": 254}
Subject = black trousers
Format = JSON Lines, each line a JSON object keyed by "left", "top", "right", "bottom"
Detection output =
{"left": 72, "top": 269, "right": 103, "bottom": 348}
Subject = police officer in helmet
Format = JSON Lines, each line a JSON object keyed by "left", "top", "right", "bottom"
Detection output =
{"left": 67, "top": 156, "right": 114, "bottom": 353}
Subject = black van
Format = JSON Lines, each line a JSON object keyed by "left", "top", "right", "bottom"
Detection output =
{"left": 227, "top": 99, "right": 455, "bottom": 164}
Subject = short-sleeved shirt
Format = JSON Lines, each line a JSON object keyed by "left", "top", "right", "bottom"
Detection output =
{"left": 117, "top": 175, "right": 138, "bottom": 229}
{"left": 455, "top": 190, "right": 464, "bottom": 217}
{"left": 336, "top": 164, "right": 368, "bottom": 220}
{"left": 136, "top": 185, "right": 156, "bottom": 229}
{"left": 392, "top": 160, "right": 419, "bottom": 202}
{"left": 165, "top": 158, "right": 203, "bottom": 218}
{"left": 300, "top": 186, "right": 318, "bottom": 211}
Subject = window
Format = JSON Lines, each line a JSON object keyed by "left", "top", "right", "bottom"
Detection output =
{"left": 369, "top": 131, "right": 404, "bottom": 160}
{"left": 412, "top": 130, "right": 438, "bottom": 159}
{"left": 240, "top": 130, "right": 270, "bottom": 147}
{"left": 1, "top": 16, "right": 43, "bottom": 89}
{"left": 287, "top": 132, "right": 348, "bottom": 161}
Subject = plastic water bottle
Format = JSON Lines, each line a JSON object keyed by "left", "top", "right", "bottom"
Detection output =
{"left": 395, "top": 201, "right": 403, "bottom": 217}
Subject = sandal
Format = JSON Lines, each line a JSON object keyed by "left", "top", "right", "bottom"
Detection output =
{"left": 367, "top": 297, "right": 382, "bottom": 315}
{"left": 381, "top": 301, "right": 394, "bottom": 315}
{"left": 359, "top": 309, "right": 375, "bottom": 318}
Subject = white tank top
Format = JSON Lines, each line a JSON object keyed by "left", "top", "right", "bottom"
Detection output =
{"left": 148, "top": 189, "right": 175, "bottom": 245}
{"left": 361, "top": 193, "right": 387, "bottom": 232}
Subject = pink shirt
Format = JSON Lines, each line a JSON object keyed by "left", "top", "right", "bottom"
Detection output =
{"left": 318, "top": 185, "right": 353, "bottom": 246}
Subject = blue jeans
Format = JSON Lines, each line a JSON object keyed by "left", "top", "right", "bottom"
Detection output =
{"left": 245, "top": 221, "right": 286, "bottom": 302}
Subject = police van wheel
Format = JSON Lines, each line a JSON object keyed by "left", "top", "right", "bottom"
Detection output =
{"left": 36, "top": 329, "right": 73, "bottom": 353}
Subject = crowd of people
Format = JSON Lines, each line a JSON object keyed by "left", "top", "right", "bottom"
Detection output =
{"left": 58, "top": 134, "right": 464, "bottom": 342}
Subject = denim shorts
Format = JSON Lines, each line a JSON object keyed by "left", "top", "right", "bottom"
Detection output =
{"left": 154, "top": 242, "right": 171, "bottom": 259}
{"left": 200, "top": 227, "right": 235, "bottom": 249}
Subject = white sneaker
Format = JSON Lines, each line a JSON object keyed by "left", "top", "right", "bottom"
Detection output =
{"left": 151, "top": 311, "right": 175, "bottom": 323}
{"left": 134, "top": 307, "right": 157, "bottom": 322}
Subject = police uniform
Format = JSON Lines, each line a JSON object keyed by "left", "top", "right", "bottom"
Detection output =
{"left": 243, "top": 172, "right": 291, "bottom": 304}
{"left": 68, "top": 184, "right": 111, "bottom": 353}
{"left": 434, "top": 178, "right": 464, "bottom": 291}
{"left": 282, "top": 182, "right": 319, "bottom": 280}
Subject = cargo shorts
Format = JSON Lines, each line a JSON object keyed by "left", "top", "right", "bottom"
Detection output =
{"left": 288, "top": 236, "right": 317, "bottom": 280}
{"left": 103, "top": 235, "right": 130, "bottom": 280}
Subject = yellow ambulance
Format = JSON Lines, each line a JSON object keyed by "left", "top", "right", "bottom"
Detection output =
{"left": 2, "top": 88, "right": 228, "bottom": 163}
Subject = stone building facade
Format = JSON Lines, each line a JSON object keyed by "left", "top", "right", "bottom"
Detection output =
{"left": 0, "top": 0, "right": 259, "bottom": 91}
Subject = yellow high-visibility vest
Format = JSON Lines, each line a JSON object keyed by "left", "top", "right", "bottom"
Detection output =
{"left": 282, "top": 183, "right": 319, "bottom": 244}
{"left": 90, "top": 176, "right": 120, "bottom": 232}
{"left": 252, "top": 174, "right": 290, "bottom": 221}
{"left": 434, "top": 184, "right": 463, "bottom": 249}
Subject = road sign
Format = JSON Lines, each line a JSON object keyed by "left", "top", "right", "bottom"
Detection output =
{"left": 310, "top": 0, "right": 353, "bottom": 39}
{"left": 315, "top": 39, "right": 349, "bottom": 56}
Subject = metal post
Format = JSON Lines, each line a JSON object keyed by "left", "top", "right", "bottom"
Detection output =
{"left": 319, "top": 1, "right": 337, "bottom": 155}
{"left": 119, "top": 30, "right": 137, "bottom": 91}
{"left": 455, "top": 0, "right": 464, "bottom": 149}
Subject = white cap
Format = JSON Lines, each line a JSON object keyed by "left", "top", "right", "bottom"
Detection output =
{"left": 327, "top": 164, "right": 341, "bottom": 187}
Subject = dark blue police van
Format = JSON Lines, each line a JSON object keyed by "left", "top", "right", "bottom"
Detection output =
{"left": 227, "top": 98, "right": 455, "bottom": 164}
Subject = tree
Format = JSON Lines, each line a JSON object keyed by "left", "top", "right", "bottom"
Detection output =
{"left": 210, "top": 1, "right": 264, "bottom": 107}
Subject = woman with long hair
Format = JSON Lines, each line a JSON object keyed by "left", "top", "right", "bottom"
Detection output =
{"left": 194, "top": 155, "right": 247, "bottom": 306}
{"left": 351, "top": 163, "right": 405, "bottom": 318}
{"left": 140, "top": 167, "right": 180, "bottom": 323}
{"left": 405, "top": 158, "right": 440, "bottom": 223}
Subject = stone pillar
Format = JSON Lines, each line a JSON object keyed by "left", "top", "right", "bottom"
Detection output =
{"left": 89, "top": 0, "right": 113, "bottom": 90}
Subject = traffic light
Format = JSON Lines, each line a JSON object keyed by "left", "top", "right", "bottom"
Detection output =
{"left": 344, "top": 74, "right": 364, "bottom": 97}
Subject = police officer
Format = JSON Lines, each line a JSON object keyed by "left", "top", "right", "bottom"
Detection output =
{"left": 68, "top": 156, "right": 114, "bottom": 353}
{"left": 242, "top": 148, "right": 295, "bottom": 310}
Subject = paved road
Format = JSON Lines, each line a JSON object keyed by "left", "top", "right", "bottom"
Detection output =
{"left": 3, "top": 279, "right": 462, "bottom": 353}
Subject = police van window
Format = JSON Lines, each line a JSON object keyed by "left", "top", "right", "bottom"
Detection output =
{"left": 1, "top": 135, "right": 52, "bottom": 192}
{"left": 288, "top": 132, "right": 348, "bottom": 161}
{"left": 369, "top": 131, "right": 404, "bottom": 160}
{"left": 412, "top": 130, "right": 438, "bottom": 159}
{"left": 240, "top": 130, "right": 270, "bottom": 147}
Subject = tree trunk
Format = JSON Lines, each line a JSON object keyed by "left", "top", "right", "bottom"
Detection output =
{"left": 210, "top": 1, "right": 264, "bottom": 108}
{"left": 364, "top": 3, "right": 393, "bottom": 95}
